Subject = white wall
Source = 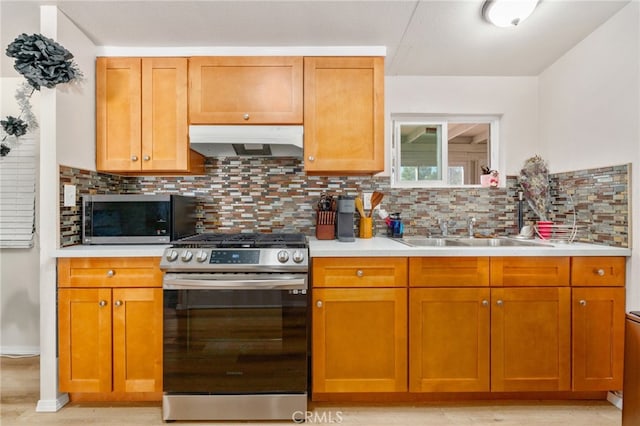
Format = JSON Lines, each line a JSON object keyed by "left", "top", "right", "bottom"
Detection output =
{"left": 385, "top": 76, "right": 540, "bottom": 177}
{"left": 0, "top": 78, "right": 40, "bottom": 355}
{"left": 539, "top": 2, "right": 640, "bottom": 309}
{"left": 56, "top": 11, "right": 96, "bottom": 170}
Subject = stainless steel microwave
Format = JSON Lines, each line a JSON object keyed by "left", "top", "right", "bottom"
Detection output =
{"left": 82, "top": 194, "right": 197, "bottom": 245}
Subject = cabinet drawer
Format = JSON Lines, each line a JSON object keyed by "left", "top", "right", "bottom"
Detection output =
{"left": 571, "top": 257, "right": 625, "bottom": 287}
{"left": 409, "top": 257, "right": 490, "bottom": 287}
{"left": 312, "top": 257, "right": 407, "bottom": 288}
{"left": 58, "top": 257, "right": 162, "bottom": 288}
{"left": 490, "top": 257, "right": 570, "bottom": 287}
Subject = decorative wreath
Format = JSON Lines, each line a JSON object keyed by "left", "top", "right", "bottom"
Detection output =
{"left": 1, "top": 33, "right": 82, "bottom": 157}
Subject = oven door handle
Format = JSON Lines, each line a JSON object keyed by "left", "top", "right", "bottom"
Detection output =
{"left": 162, "top": 275, "right": 307, "bottom": 290}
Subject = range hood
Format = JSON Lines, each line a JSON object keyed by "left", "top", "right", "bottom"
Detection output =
{"left": 189, "top": 125, "right": 304, "bottom": 158}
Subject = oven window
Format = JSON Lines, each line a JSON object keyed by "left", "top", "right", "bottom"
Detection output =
{"left": 163, "top": 289, "right": 308, "bottom": 394}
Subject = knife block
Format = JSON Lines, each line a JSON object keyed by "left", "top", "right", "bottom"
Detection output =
{"left": 316, "top": 211, "right": 336, "bottom": 240}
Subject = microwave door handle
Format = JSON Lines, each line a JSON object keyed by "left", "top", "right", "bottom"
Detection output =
{"left": 162, "top": 276, "right": 307, "bottom": 290}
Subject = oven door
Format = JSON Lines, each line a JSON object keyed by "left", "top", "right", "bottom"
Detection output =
{"left": 163, "top": 273, "right": 308, "bottom": 395}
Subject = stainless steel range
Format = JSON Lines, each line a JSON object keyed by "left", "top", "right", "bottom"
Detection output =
{"left": 160, "top": 233, "right": 308, "bottom": 422}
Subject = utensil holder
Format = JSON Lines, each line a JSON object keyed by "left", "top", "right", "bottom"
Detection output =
{"left": 359, "top": 217, "right": 373, "bottom": 239}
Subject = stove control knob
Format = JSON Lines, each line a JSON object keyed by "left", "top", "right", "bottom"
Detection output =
{"left": 292, "top": 250, "right": 305, "bottom": 263}
{"left": 181, "top": 250, "right": 193, "bottom": 262}
{"left": 277, "top": 250, "right": 290, "bottom": 263}
{"left": 196, "top": 250, "right": 208, "bottom": 263}
{"left": 166, "top": 249, "right": 179, "bottom": 262}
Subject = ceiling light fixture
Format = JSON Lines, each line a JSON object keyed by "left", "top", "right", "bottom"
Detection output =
{"left": 482, "top": 0, "right": 540, "bottom": 28}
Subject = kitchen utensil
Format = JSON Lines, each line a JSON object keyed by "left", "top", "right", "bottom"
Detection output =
{"left": 355, "top": 197, "right": 366, "bottom": 217}
{"left": 369, "top": 191, "right": 384, "bottom": 216}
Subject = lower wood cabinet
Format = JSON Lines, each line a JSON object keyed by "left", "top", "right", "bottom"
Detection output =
{"left": 312, "top": 288, "right": 407, "bottom": 393}
{"left": 572, "top": 287, "right": 625, "bottom": 391}
{"left": 58, "top": 287, "right": 163, "bottom": 395}
{"left": 57, "top": 257, "right": 162, "bottom": 400}
{"left": 313, "top": 255, "right": 626, "bottom": 399}
{"left": 409, "top": 288, "right": 490, "bottom": 392}
{"left": 491, "top": 287, "right": 571, "bottom": 392}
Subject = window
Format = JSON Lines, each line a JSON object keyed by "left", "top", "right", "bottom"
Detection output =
{"left": 0, "top": 136, "right": 36, "bottom": 248}
{"left": 392, "top": 115, "right": 499, "bottom": 187}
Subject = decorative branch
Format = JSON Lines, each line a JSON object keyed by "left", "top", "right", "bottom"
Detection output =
{"left": 1, "top": 33, "right": 81, "bottom": 157}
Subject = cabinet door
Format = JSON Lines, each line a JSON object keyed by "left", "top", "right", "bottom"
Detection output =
{"left": 189, "top": 56, "right": 303, "bottom": 124}
{"left": 96, "top": 57, "right": 142, "bottom": 172}
{"left": 59, "top": 288, "right": 112, "bottom": 393}
{"left": 312, "top": 288, "right": 407, "bottom": 393}
{"left": 572, "top": 287, "right": 625, "bottom": 391}
{"left": 409, "top": 288, "right": 490, "bottom": 392}
{"left": 491, "top": 287, "right": 571, "bottom": 391}
{"left": 112, "top": 288, "right": 163, "bottom": 393}
{"left": 141, "top": 58, "right": 188, "bottom": 171}
{"left": 304, "top": 57, "right": 384, "bottom": 174}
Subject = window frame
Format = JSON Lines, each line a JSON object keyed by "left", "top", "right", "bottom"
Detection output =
{"left": 391, "top": 114, "right": 500, "bottom": 188}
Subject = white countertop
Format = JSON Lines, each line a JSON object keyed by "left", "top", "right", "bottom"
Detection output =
{"left": 55, "top": 244, "right": 169, "bottom": 258}
{"left": 309, "top": 236, "right": 631, "bottom": 257}
{"left": 55, "top": 237, "right": 631, "bottom": 258}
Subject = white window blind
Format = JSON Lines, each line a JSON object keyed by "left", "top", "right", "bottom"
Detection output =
{"left": 0, "top": 136, "right": 36, "bottom": 248}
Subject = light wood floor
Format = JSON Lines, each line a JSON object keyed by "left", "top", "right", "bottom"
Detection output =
{"left": 1, "top": 356, "right": 621, "bottom": 425}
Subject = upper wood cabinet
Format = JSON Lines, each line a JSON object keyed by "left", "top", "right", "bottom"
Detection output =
{"left": 96, "top": 57, "right": 202, "bottom": 174}
{"left": 188, "top": 56, "right": 303, "bottom": 124}
{"left": 303, "top": 57, "right": 384, "bottom": 174}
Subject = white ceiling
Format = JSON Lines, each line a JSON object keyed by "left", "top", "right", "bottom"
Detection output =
{"left": 0, "top": 0, "right": 631, "bottom": 78}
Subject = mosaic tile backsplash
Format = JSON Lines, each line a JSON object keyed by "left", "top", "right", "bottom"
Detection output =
{"left": 59, "top": 160, "right": 630, "bottom": 248}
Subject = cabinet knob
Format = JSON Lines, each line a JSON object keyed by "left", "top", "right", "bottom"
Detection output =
{"left": 496, "top": 299, "right": 503, "bottom": 306}
{"left": 143, "top": 155, "right": 150, "bottom": 161}
{"left": 579, "top": 299, "right": 587, "bottom": 306}
{"left": 316, "top": 300, "right": 323, "bottom": 308}
{"left": 131, "top": 155, "right": 138, "bottom": 161}
{"left": 308, "top": 156, "right": 315, "bottom": 162}
{"left": 114, "top": 300, "right": 123, "bottom": 307}
{"left": 482, "top": 299, "right": 489, "bottom": 306}
{"left": 243, "top": 113, "right": 250, "bottom": 120}
{"left": 99, "top": 300, "right": 108, "bottom": 307}
{"left": 596, "top": 269, "right": 605, "bottom": 276}
{"left": 106, "top": 270, "right": 115, "bottom": 277}
{"left": 356, "top": 270, "right": 364, "bottom": 277}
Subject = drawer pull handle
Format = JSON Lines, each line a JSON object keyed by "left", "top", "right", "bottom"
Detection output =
{"left": 308, "top": 156, "right": 315, "bottom": 162}
{"left": 356, "top": 270, "right": 364, "bottom": 277}
{"left": 496, "top": 299, "right": 503, "bottom": 306}
{"left": 106, "top": 270, "right": 115, "bottom": 277}
{"left": 143, "top": 155, "right": 151, "bottom": 161}
{"left": 579, "top": 299, "right": 587, "bottom": 306}
{"left": 482, "top": 299, "right": 489, "bottom": 306}
{"left": 596, "top": 269, "right": 605, "bottom": 276}
{"left": 114, "top": 300, "right": 123, "bottom": 307}
{"left": 316, "top": 300, "right": 323, "bottom": 308}
{"left": 243, "top": 113, "right": 250, "bottom": 120}
{"left": 99, "top": 300, "right": 108, "bottom": 307}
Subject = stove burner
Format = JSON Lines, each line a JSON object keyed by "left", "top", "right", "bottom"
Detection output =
{"left": 172, "top": 232, "right": 308, "bottom": 249}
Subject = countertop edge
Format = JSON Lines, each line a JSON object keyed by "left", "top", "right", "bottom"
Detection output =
{"left": 54, "top": 245, "right": 169, "bottom": 258}
{"left": 309, "top": 237, "right": 632, "bottom": 257}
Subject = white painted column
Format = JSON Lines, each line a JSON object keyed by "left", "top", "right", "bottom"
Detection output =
{"left": 36, "top": 5, "right": 68, "bottom": 412}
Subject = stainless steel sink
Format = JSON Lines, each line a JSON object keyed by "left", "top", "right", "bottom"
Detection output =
{"left": 399, "top": 237, "right": 551, "bottom": 248}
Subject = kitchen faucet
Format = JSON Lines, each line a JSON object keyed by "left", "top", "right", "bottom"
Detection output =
{"left": 438, "top": 218, "right": 450, "bottom": 237}
{"left": 468, "top": 217, "right": 476, "bottom": 238}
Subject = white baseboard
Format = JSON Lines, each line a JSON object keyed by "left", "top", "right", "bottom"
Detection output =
{"left": 607, "top": 391, "right": 623, "bottom": 410}
{"left": 0, "top": 346, "right": 40, "bottom": 357}
{"left": 36, "top": 393, "right": 69, "bottom": 412}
